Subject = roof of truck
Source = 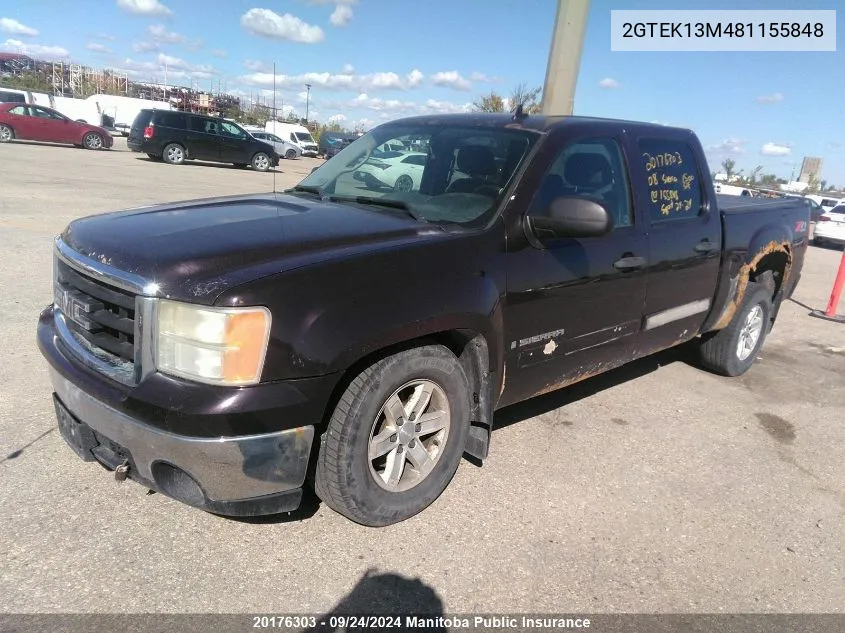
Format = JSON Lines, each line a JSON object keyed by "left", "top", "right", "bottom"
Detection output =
{"left": 377, "top": 112, "right": 693, "bottom": 135}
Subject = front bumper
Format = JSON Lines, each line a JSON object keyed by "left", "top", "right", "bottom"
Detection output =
{"left": 49, "top": 366, "right": 314, "bottom": 516}
{"left": 38, "top": 303, "right": 323, "bottom": 517}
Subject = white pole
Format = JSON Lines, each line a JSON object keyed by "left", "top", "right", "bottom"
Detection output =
{"left": 540, "top": 0, "right": 591, "bottom": 116}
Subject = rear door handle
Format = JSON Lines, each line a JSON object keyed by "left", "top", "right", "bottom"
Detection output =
{"left": 694, "top": 239, "right": 718, "bottom": 253}
{"left": 613, "top": 256, "right": 646, "bottom": 270}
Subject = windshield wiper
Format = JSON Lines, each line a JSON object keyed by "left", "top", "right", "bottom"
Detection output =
{"left": 328, "top": 195, "right": 424, "bottom": 221}
{"left": 288, "top": 185, "right": 323, "bottom": 196}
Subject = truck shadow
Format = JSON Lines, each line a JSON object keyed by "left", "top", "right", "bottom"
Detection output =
{"left": 301, "top": 569, "right": 446, "bottom": 632}
{"left": 493, "top": 342, "right": 699, "bottom": 432}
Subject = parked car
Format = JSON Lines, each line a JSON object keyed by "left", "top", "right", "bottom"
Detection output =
{"left": 127, "top": 109, "right": 279, "bottom": 171}
{"left": 319, "top": 131, "right": 357, "bottom": 158}
{"left": 813, "top": 204, "right": 845, "bottom": 246}
{"left": 0, "top": 103, "right": 112, "bottom": 149}
{"left": 37, "top": 113, "right": 810, "bottom": 527}
{"left": 354, "top": 151, "right": 428, "bottom": 191}
{"left": 803, "top": 196, "right": 825, "bottom": 222}
{"left": 246, "top": 129, "right": 301, "bottom": 159}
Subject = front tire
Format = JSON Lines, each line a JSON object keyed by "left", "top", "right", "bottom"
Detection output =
{"left": 162, "top": 143, "right": 185, "bottom": 165}
{"left": 285, "top": 148, "right": 297, "bottom": 159}
{"left": 314, "top": 345, "right": 470, "bottom": 526}
{"left": 0, "top": 124, "right": 14, "bottom": 143}
{"left": 82, "top": 132, "right": 104, "bottom": 150}
{"left": 251, "top": 151, "right": 271, "bottom": 172}
{"left": 699, "top": 281, "right": 773, "bottom": 377}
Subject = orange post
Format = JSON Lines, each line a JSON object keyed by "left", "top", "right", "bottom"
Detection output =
{"left": 810, "top": 249, "right": 845, "bottom": 323}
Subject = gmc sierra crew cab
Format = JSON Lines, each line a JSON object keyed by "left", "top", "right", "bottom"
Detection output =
{"left": 37, "top": 112, "right": 810, "bottom": 527}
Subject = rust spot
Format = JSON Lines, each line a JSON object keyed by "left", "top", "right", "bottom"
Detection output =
{"left": 529, "top": 364, "right": 609, "bottom": 399}
{"left": 712, "top": 240, "right": 792, "bottom": 331}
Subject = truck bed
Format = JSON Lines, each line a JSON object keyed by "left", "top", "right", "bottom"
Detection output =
{"left": 717, "top": 194, "right": 805, "bottom": 215}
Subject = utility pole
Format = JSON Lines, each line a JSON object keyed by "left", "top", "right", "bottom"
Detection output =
{"left": 304, "top": 83, "right": 312, "bottom": 123}
{"left": 540, "top": 0, "right": 591, "bottom": 116}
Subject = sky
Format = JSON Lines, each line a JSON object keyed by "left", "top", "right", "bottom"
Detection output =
{"left": 1, "top": 0, "right": 843, "bottom": 184}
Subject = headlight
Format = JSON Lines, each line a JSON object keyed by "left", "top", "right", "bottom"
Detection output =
{"left": 155, "top": 300, "right": 272, "bottom": 386}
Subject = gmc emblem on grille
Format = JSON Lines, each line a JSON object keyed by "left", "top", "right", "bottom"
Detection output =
{"left": 54, "top": 285, "right": 103, "bottom": 331}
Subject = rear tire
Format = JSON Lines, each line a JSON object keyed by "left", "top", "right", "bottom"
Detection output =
{"left": 698, "top": 281, "right": 773, "bottom": 377}
{"left": 0, "top": 124, "right": 14, "bottom": 143}
{"left": 251, "top": 151, "right": 271, "bottom": 172}
{"left": 285, "top": 148, "right": 297, "bottom": 159}
{"left": 314, "top": 344, "right": 470, "bottom": 527}
{"left": 162, "top": 143, "right": 185, "bottom": 165}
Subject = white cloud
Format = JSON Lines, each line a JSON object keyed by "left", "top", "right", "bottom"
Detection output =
{"left": 133, "top": 41, "right": 159, "bottom": 53}
{"left": 0, "top": 18, "right": 38, "bottom": 37}
{"left": 241, "top": 8, "right": 324, "bottom": 44}
{"left": 329, "top": 4, "right": 353, "bottom": 26}
{"left": 98, "top": 33, "right": 117, "bottom": 41}
{"left": 238, "top": 69, "right": 425, "bottom": 92}
{"left": 327, "top": 114, "right": 347, "bottom": 123}
{"left": 86, "top": 42, "right": 112, "bottom": 54}
{"left": 328, "top": 93, "right": 472, "bottom": 118}
{"left": 406, "top": 69, "right": 424, "bottom": 87}
{"left": 210, "top": 49, "right": 227, "bottom": 58}
{"left": 341, "top": 63, "right": 354, "bottom": 74}
{"left": 756, "top": 93, "right": 784, "bottom": 104}
{"left": 431, "top": 70, "right": 471, "bottom": 91}
{"left": 185, "top": 37, "right": 203, "bottom": 52}
{"left": 0, "top": 38, "right": 69, "bottom": 58}
{"left": 244, "top": 59, "right": 267, "bottom": 71}
{"left": 156, "top": 52, "right": 214, "bottom": 74}
{"left": 469, "top": 72, "right": 495, "bottom": 83}
{"left": 116, "top": 0, "right": 172, "bottom": 17}
{"left": 147, "top": 23, "right": 184, "bottom": 44}
{"left": 707, "top": 138, "right": 747, "bottom": 155}
{"left": 761, "top": 142, "right": 791, "bottom": 156}
{"left": 598, "top": 77, "right": 621, "bottom": 89}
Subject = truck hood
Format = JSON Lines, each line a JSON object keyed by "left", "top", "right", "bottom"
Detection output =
{"left": 61, "top": 192, "right": 448, "bottom": 304}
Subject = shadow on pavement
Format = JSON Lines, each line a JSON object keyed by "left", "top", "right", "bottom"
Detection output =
{"left": 303, "top": 569, "right": 446, "bottom": 632}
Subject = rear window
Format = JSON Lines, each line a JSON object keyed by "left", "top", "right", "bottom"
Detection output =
{"left": 131, "top": 110, "right": 153, "bottom": 129}
{"left": 155, "top": 111, "right": 187, "bottom": 129}
{"left": 638, "top": 138, "right": 704, "bottom": 223}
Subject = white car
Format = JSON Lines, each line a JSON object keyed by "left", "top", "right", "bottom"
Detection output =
{"left": 813, "top": 204, "right": 845, "bottom": 246}
{"left": 248, "top": 130, "right": 302, "bottom": 159}
{"left": 354, "top": 152, "right": 427, "bottom": 192}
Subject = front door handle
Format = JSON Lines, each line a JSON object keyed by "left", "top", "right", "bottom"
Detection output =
{"left": 694, "top": 239, "right": 718, "bottom": 253}
{"left": 613, "top": 256, "right": 646, "bottom": 270}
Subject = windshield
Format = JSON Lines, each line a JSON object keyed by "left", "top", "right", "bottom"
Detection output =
{"left": 295, "top": 132, "right": 315, "bottom": 143}
{"left": 293, "top": 123, "right": 538, "bottom": 226}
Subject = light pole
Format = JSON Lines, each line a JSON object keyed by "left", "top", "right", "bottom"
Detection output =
{"left": 540, "top": 0, "right": 591, "bottom": 116}
{"left": 304, "top": 83, "right": 312, "bottom": 123}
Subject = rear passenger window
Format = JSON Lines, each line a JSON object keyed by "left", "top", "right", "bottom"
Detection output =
{"left": 9, "top": 105, "right": 27, "bottom": 115}
{"left": 190, "top": 116, "right": 222, "bottom": 134}
{"left": 638, "top": 139, "right": 703, "bottom": 223}
{"left": 156, "top": 111, "right": 187, "bottom": 129}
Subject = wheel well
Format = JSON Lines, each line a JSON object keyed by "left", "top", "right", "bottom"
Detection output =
{"left": 317, "top": 330, "right": 494, "bottom": 463}
{"left": 749, "top": 248, "right": 790, "bottom": 299}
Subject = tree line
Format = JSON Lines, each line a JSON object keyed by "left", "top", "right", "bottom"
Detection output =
{"left": 718, "top": 158, "right": 835, "bottom": 193}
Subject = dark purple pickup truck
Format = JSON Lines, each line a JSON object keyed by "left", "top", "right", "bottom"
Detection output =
{"left": 38, "top": 112, "right": 810, "bottom": 526}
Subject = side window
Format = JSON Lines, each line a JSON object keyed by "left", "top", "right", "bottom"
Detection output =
{"left": 157, "top": 111, "right": 186, "bottom": 129}
{"left": 0, "top": 90, "right": 26, "bottom": 103}
{"left": 9, "top": 105, "right": 27, "bottom": 115}
{"left": 402, "top": 154, "right": 427, "bottom": 166}
{"left": 531, "top": 137, "right": 633, "bottom": 229}
{"left": 638, "top": 138, "right": 703, "bottom": 223}
{"left": 220, "top": 121, "right": 246, "bottom": 138}
{"left": 190, "top": 117, "right": 219, "bottom": 134}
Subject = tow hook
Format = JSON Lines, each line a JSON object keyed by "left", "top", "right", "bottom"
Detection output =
{"left": 114, "top": 459, "right": 130, "bottom": 482}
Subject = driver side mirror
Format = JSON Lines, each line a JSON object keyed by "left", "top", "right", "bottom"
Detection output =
{"left": 526, "top": 196, "right": 613, "bottom": 242}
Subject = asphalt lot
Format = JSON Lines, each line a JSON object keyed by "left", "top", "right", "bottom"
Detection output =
{"left": 0, "top": 138, "right": 843, "bottom": 616}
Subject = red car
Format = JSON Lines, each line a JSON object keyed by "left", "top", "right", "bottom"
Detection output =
{"left": 0, "top": 103, "right": 113, "bottom": 150}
